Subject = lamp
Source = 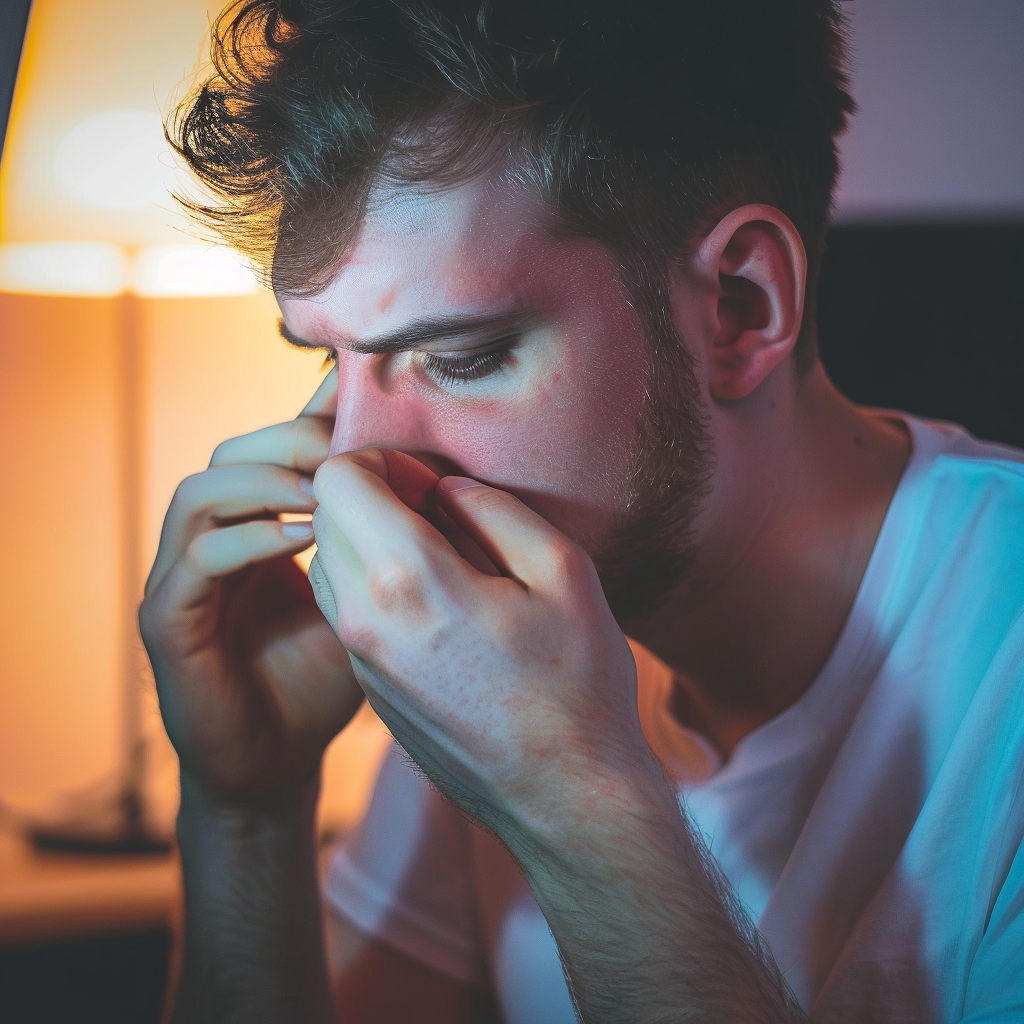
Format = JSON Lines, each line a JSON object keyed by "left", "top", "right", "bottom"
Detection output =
{"left": 0, "top": 238, "right": 257, "bottom": 854}
{"left": 1, "top": 103, "right": 257, "bottom": 852}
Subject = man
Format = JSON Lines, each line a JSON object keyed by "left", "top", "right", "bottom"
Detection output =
{"left": 140, "top": 0, "right": 1024, "bottom": 1021}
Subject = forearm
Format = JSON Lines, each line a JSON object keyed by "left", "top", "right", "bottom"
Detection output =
{"left": 171, "top": 772, "right": 335, "bottom": 1024}
{"left": 504, "top": 753, "right": 804, "bottom": 1024}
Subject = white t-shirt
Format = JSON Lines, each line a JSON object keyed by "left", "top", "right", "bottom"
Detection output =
{"left": 325, "top": 415, "right": 1024, "bottom": 1022}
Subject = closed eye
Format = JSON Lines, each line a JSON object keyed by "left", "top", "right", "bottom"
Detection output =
{"left": 419, "top": 339, "right": 517, "bottom": 387}
{"left": 282, "top": 330, "right": 519, "bottom": 386}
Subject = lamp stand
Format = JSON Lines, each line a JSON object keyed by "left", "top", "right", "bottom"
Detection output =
{"left": 30, "top": 291, "right": 170, "bottom": 855}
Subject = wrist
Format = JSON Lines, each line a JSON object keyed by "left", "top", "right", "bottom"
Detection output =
{"left": 502, "top": 738, "right": 688, "bottom": 881}
{"left": 176, "top": 768, "right": 322, "bottom": 853}
{"left": 172, "top": 769, "right": 335, "bottom": 1024}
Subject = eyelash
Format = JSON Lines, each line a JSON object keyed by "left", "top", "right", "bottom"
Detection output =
{"left": 420, "top": 344, "right": 515, "bottom": 387}
{"left": 314, "top": 339, "right": 516, "bottom": 386}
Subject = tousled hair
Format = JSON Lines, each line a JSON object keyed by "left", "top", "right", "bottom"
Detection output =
{"left": 170, "top": 0, "right": 855, "bottom": 368}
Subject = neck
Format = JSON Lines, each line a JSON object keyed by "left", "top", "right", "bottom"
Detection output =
{"left": 624, "top": 362, "right": 911, "bottom": 758}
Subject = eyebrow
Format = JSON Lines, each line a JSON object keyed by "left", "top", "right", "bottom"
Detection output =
{"left": 277, "top": 309, "right": 539, "bottom": 356}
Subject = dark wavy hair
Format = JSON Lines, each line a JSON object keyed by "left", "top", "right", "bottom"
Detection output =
{"left": 170, "top": 0, "right": 854, "bottom": 368}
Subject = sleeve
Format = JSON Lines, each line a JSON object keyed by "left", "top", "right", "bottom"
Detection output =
{"left": 323, "top": 742, "right": 490, "bottom": 987}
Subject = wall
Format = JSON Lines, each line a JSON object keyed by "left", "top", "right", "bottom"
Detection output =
{"left": 0, "top": 295, "right": 123, "bottom": 798}
{"left": 0, "top": 0, "right": 393, "bottom": 833}
{"left": 835, "top": 0, "right": 1024, "bottom": 222}
{"left": 0, "top": 288, "right": 391, "bottom": 833}
{"left": 0, "top": 0, "right": 212, "bottom": 246}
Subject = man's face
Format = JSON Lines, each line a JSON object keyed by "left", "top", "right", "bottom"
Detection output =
{"left": 279, "top": 171, "right": 711, "bottom": 618}
{"left": 279, "top": 174, "right": 653, "bottom": 555}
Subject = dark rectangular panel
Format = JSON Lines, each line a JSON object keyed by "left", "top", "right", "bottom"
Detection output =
{"left": 816, "top": 224, "right": 1024, "bottom": 449}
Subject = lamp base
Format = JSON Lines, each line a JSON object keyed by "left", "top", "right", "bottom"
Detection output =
{"left": 28, "top": 788, "right": 172, "bottom": 856}
{"left": 30, "top": 823, "right": 171, "bottom": 856}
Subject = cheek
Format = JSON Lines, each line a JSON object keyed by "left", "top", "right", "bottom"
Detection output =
{"left": 330, "top": 366, "right": 639, "bottom": 547}
{"left": 422, "top": 374, "right": 643, "bottom": 547}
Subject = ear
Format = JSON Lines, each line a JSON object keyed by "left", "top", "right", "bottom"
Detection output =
{"left": 689, "top": 205, "right": 807, "bottom": 401}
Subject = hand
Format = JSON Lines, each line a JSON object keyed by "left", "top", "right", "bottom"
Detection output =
{"left": 307, "top": 447, "right": 644, "bottom": 836}
{"left": 140, "top": 369, "right": 363, "bottom": 807}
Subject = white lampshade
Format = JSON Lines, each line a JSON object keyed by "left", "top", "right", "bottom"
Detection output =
{"left": 0, "top": 242, "right": 260, "bottom": 298}
{"left": 53, "top": 109, "right": 177, "bottom": 213}
{"left": 0, "top": 241, "right": 127, "bottom": 295}
{"left": 133, "top": 245, "right": 258, "bottom": 298}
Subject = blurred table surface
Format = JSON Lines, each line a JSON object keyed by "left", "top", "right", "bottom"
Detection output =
{"left": 0, "top": 828, "right": 180, "bottom": 949}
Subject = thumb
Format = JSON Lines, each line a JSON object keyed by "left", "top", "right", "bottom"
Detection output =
{"left": 307, "top": 551, "right": 339, "bottom": 628}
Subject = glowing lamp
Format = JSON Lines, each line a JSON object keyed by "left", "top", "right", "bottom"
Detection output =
{"left": 0, "top": 242, "right": 259, "bottom": 298}
{"left": 52, "top": 109, "right": 176, "bottom": 212}
{"left": 134, "top": 245, "right": 258, "bottom": 298}
{"left": 0, "top": 241, "right": 126, "bottom": 295}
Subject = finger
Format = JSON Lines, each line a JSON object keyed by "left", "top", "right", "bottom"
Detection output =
{"left": 434, "top": 476, "right": 590, "bottom": 591}
{"left": 299, "top": 365, "right": 339, "bottom": 418}
{"left": 154, "top": 519, "right": 315, "bottom": 613}
{"left": 148, "top": 464, "right": 316, "bottom": 595}
{"left": 312, "top": 449, "right": 478, "bottom": 630}
{"left": 209, "top": 416, "right": 333, "bottom": 473}
{"left": 307, "top": 551, "right": 338, "bottom": 631}
{"left": 312, "top": 448, "right": 446, "bottom": 571}
{"left": 329, "top": 447, "right": 441, "bottom": 513}
{"left": 429, "top": 502, "right": 503, "bottom": 577}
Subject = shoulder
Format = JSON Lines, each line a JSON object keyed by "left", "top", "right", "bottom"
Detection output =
{"left": 891, "top": 415, "right": 1024, "bottom": 611}
{"left": 866, "top": 414, "right": 1024, "bottom": 730}
{"left": 904, "top": 414, "right": 1024, "bottom": 500}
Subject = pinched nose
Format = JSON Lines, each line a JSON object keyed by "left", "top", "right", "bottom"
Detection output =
{"left": 327, "top": 361, "right": 470, "bottom": 479}
{"left": 405, "top": 451, "right": 464, "bottom": 481}
{"left": 327, "top": 355, "right": 432, "bottom": 458}
{"left": 326, "top": 447, "right": 468, "bottom": 488}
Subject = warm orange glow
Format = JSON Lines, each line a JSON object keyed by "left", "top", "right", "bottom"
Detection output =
{"left": 0, "top": 0, "right": 391, "bottom": 840}
{"left": 0, "top": 0, "right": 215, "bottom": 249}
{"left": 0, "top": 242, "right": 127, "bottom": 295}
{"left": 0, "top": 294, "right": 124, "bottom": 800}
{"left": 0, "top": 288, "right": 392, "bottom": 834}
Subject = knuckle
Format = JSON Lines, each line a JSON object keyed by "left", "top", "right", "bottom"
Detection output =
{"left": 265, "top": 463, "right": 293, "bottom": 491}
{"left": 168, "top": 472, "right": 204, "bottom": 514}
{"left": 138, "top": 587, "right": 172, "bottom": 650}
{"left": 337, "top": 619, "right": 380, "bottom": 661}
{"left": 137, "top": 595, "right": 157, "bottom": 641}
{"left": 280, "top": 420, "right": 303, "bottom": 460}
{"left": 184, "top": 530, "right": 218, "bottom": 574}
{"left": 544, "top": 538, "right": 585, "bottom": 583}
{"left": 208, "top": 436, "right": 238, "bottom": 466}
{"left": 309, "top": 415, "right": 333, "bottom": 446}
{"left": 366, "top": 562, "right": 428, "bottom": 618}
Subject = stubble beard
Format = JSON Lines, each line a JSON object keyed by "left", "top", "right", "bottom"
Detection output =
{"left": 592, "top": 326, "right": 714, "bottom": 623}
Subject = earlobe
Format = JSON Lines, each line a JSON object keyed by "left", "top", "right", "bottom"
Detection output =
{"left": 696, "top": 206, "right": 807, "bottom": 401}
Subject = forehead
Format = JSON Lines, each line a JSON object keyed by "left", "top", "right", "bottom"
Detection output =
{"left": 279, "top": 173, "right": 572, "bottom": 341}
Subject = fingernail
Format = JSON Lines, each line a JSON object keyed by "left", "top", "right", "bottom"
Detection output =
{"left": 441, "top": 475, "right": 485, "bottom": 491}
{"left": 282, "top": 522, "right": 314, "bottom": 539}
{"left": 298, "top": 477, "right": 316, "bottom": 497}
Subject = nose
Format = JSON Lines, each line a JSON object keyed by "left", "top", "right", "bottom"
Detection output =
{"left": 328, "top": 353, "right": 464, "bottom": 479}
{"left": 329, "top": 352, "right": 405, "bottom": 455}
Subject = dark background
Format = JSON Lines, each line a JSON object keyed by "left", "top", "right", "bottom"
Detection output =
{"left": 818, "top": 223, "right": 1024, "bottom": 449}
